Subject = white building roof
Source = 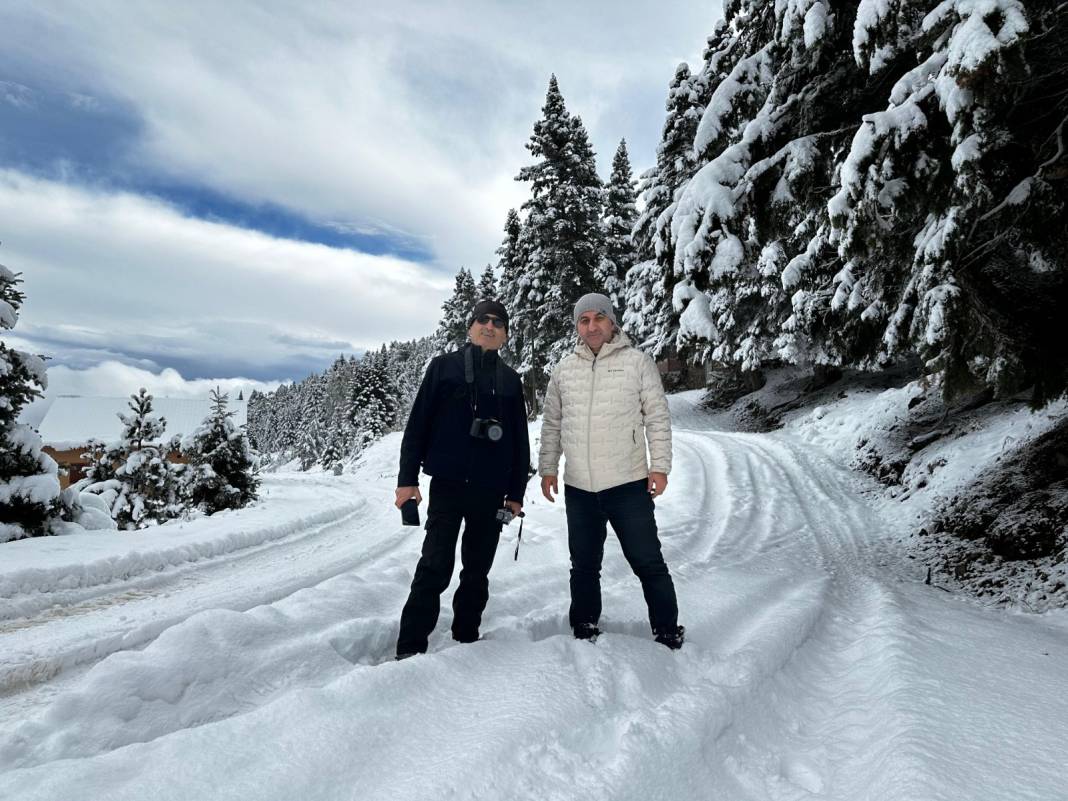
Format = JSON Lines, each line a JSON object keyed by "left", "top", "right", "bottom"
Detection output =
{"left": 37, "top": 396, "right": 249, "bottom": 450}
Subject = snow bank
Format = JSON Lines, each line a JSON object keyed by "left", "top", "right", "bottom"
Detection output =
{"left": 0, "top": 475, "right": 365, "bottom": 619}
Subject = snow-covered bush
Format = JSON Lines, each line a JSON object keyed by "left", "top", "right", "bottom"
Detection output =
{"left": 0, "top": 264, "right": 62, "bottom": 542}
{"left": 182, "top": 388, "right": 258, "bottom": 514}
{"left": 91, "top": 388, "right": 182, "bottom": 530}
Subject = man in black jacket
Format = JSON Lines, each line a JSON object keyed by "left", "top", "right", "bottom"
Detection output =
{"left": 394, "top": 300, "right": 530, "bottom": 658}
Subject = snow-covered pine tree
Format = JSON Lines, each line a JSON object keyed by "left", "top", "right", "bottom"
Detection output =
{"left": 598, "top": 139, "right": 639, "bottom": 312}
{"left": 246, "top": 389, "right": 268, "bottom": 452}
{"left": 495, "top": 208, "right": 533, "bottom": 398}
{"left": 516, "top": 75, "right": 605, "bottom": 386}
{"left": 0, "top": 265, "right": 61, "bottom": 542}
{"left": 81, "top": 439, "right": 117, "bottom": 484}
{"left": 476, "top": 264, "right": 498, "bottom": 303}
{"left": 496, "top": 208, "right": 525, "bottom": 312}
{"left": 183, "top": 388, "right": 259, "bottom": 514}
{"left": 387, "top": 336, "right": 436, "bottom": 429}
{"left": 655, "top": 0, "right": 1066, "bottom": 402}
{"left": 110, "top": 388, "right": 181, "bottom": 529}
{"left": 435, "top": 267, "right": 478, "bottom": 352}
{"left": 625, "top": 61, "right": 707, "bottom": 356}
{"left": 351, "top": 348, "right": 398, "bottom": 450}
{"left": 819, "top": 0, "right": 1068, "bottom": 402}
{"left": 296, "top": 416, "right": 325, "bottom": 471}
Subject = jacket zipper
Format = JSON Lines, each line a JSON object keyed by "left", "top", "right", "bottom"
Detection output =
{"left": 587, "top": 353, "right": 597, "bottom": 489}
{"left": 464, "top": 347, "right": 483, "bottom": 484}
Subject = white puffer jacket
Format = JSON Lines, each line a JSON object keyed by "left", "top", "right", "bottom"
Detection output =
{"left": 538, "top": 332, "right": 672, "bottom": 492}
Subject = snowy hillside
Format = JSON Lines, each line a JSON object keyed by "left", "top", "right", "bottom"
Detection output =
{"left": 2, "top": 397, "right": 1067, "bottom": 800}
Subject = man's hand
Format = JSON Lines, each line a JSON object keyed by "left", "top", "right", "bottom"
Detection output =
{"left": 395, "top": 486, "right": 422, "bottom": 509}
{"left": 504, "top": 500, "right": 523, "bottom": 516}
{"left": 647, "top": 472, "right": 668, "bottom": 498}
{"left": 541, "top": 476, "right": 558, "bottom": 503}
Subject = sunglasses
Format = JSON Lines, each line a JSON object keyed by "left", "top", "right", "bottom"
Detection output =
{"left": 475, "top": 314, "right": 506, "bottom": 329}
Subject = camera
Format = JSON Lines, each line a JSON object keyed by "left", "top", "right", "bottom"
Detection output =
{"left": 495, "top": 507, "right": 515, "bottom": 525}
{"left": 470, "top": 417, "right": 504, "bottom": 442}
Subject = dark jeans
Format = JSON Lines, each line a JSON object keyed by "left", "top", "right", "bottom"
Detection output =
{"left": 396, "top": 477, "right": 503, "bottom": 654}
{"left": 565, "top": 478, "right": 678, "bottom": 634}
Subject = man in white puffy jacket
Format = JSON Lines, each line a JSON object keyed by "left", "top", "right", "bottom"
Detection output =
{"left": 539, "top": 293, "right": 684, "bottom": 649}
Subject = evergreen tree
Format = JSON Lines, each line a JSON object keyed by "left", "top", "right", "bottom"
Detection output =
{"left": 599, "top": 138, "right": 639, "bottom": 312}
{"left": 475, "top": 264, "right": 498, "bottom": 302}
{"left": 651, "top": 0, "right": 1066, "bottom": 402}
{"left": 352, "top": 349, "right": 399, "bottom": 449}
{"left": 110, "top": 388, "right": 181, "bottom": 529}
{"left": 0, "top": 265, "right": 61, "bottom": 541}
{"left": 496, "top": 208, "right": 532, "bottom": 395}
{"left": 297, "top": 416, "right": 325, "bottom": 471}
{"left": 625, "top": 60, "right": 707, "bottom": 355}
{"left": 81, "top": 439, "right": 117, "bottom": 485}
{"left": 246, "top": 390, "right": 268, "bottom": 452}
{"left": 516, "top": 75, "right": 605, "bottom": 386}
{"left": 435, "top": 268, "right": 478, "bottom": 352}
{"left": 183, "top": 388, "right": 259, "bottom": 514}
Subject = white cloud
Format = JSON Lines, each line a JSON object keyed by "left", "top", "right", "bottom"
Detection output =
{"left": 45, "top": 361, "right": 283, "bottom": 399}
{"left": 0, "top": 170, "right": 451, "bottom": 377}
{"left": 0, "top": 80, "right": 34, "bottom": 109}
{"left": 2, "top": 1, "right": 715, "bottom": 268}
{"left": 18, "top": 360, "right": 283, "bottom": 429}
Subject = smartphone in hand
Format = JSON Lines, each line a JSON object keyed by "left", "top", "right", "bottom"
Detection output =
{"left": 400, "top": 498, "right": 420, "bottom": 526}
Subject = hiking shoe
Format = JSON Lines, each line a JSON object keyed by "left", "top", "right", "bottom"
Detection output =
{"left": 395, "top": 651, "right": 421, "bottom": 661}
{"left": 654, "top": 625, "right": 685, "bottom": 650}
{"left": 573, "top": 623, "right": 600, "bottom": 641}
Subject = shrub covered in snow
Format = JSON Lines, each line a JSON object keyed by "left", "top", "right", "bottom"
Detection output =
{"left": 182, "top": 388, "right": 259, "bottom": 515}
{"left": 0, "top": 264, "right": 61, "bottom": 542}
{"left": 86, "top": 388, "right": 183, "bottom": 530}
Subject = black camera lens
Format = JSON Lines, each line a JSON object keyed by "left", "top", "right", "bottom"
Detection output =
{"left": 486, "top": 422, "right": 503, "bottom": 441}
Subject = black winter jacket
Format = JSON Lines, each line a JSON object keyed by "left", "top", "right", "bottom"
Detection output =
{"left": 398, "top": 344, "right": 530, "bottom": 502}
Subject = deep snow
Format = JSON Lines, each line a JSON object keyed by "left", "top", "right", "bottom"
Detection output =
{"left": 1, "top": 393, "right": 1066, "bottom": 800}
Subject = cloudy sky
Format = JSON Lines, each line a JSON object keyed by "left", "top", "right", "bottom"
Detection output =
{"left": 1, "top": 0, "right": 718, "bottom": 397}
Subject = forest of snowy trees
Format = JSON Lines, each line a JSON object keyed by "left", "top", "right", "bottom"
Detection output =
{"left": 245, "top": 340, "right": 436, "bottom": 470}
{"left": 249, "top": 0, "right": 1065, "bottom": 470}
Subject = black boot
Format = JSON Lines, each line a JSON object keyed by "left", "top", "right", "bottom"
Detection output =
{"left": 654, "top": 624, "right": 685, "bottom": 650}
{"left": 573, "top": 623, "right": 600, "bottom": 641}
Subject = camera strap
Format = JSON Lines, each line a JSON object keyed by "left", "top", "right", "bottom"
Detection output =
{"left": 464, "top": 346, "right": 503, "bottom": 419}
{"left": 513, "top": 515, "right": 524, "bottom": 561}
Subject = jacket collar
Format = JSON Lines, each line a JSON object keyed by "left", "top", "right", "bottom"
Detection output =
{"left": 465, "top": 342, "right": 499, "bottom": 366}
{"left": 575, "top": 330, "right": 631, "bottom": 361}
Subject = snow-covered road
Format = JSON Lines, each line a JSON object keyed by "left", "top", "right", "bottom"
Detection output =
{"left": 2, "top": 407, "right": 1067, "bottom": 800}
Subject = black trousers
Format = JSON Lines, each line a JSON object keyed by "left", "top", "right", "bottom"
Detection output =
{"left": 565, "top": 478, "right": 678, "bottom": 634}
{"left": 396, "top": 477, "right": 503, "bottom": 654}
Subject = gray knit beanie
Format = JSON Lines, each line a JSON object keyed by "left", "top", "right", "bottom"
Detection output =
{"left": 573, "top": 293, "right": 618, "bottom": 327}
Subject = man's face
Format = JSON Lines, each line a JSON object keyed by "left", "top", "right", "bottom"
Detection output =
{"left": 577, "top": 311, "right": 615, "bottom": 353}
{"left": 468, "top": 314, "right": 507, "bottom": 351}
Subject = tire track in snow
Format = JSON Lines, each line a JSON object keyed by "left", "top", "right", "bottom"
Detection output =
{"left": 693, "top": 431, "right": 940, "bottom": 800}
{"left": 0, "top": 496, "right": 411, "bottom": 704}
{"left": 495, "top": 430, "right": 940, "bottom": 800}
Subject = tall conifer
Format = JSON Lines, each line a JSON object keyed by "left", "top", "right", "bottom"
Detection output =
{"left": 516, "top": 75, "right": 605, "bottom": 385}
{"left": 599, "top": 138, "right": 639, "bottom": 312}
